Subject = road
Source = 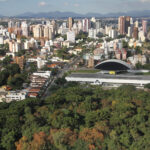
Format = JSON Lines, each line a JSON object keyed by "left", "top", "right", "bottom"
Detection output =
{"left": 42, "top": 56, "right": 81, "bottom": 99}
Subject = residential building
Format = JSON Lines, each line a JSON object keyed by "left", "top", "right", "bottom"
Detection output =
{"left": 133, "top": 27, "right": 138, "bottom": 39}
{"left": 44, "top": 25, "right": 53, "bottom": 40}
{"left": 128, "top": 55, "right": 147, "bottom": 66}
{"left": 88, "top": 28, "right": 97, "bottom": 39}
{"left": 33, "top": 71, "right": 51, "bottom": 78}
{"left": 68, "top": 17, "right": 74, "bottom": 30}
{"left": 67, "top": 31, "right": 75, "bottom": 43}
{"left": 118, "top": 16, "right": 131, "bottom": 35}
{"left": 82, "top": 18, "right": 91, "bottom": 32}
{"left": 142, "top": 20, "right": 148, "bottom": 35}
{"left": 6, "top": 91, "right": 27, "bottom": 103}
{"left": 33, "top": 25, "right": 43, "bottom": 38}
{"left": 21, "top": 21, "right": 28, "bottom": 37}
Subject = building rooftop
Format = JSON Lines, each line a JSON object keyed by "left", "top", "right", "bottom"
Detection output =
{"left": 67, "top": 73, "right": 150, "bottom": 81}
{"left": 29, "top": 88, "right": 41, "bottom": 93}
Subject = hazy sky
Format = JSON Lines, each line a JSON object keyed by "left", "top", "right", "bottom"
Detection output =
{"left": 0, "top": 0, "right": 150, "bottom": 16}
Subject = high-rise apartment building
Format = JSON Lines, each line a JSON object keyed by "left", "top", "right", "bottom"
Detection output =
{"left": 43, "top": 25, "right": 53, "bottom": 40}
{"left": 8, "top": 21, "right": 15, "bottom": 28}
{"left": 33, "top": 25, "right": 43, "bottom": 38}
{"left": 21, "top": 21, "right": 28, "bottom": 37}
{"left": 96, "top": 20, "right": 102, "bottom": 30}
{"left": 127, "top": 27, "right": 132, "bottom": 37}
{"left": 133, "top": 27, "right": 138, "bottom": 39}
{"left": 118, "top": 16, "right": 131, "bottom": 35}
{"left": 125, "top": 16, "right": 131, "bottom": 34}
{"left": 109, "top": 29, "right": 118, "bottom": 39}
{"left": 105, "top": 26, "right": 112, "bottom": 35}
{"left": 142, "top": 20, "right": 148, "bottom": 35}
{"left": 88, "top": 28, "right": 97, "bottom": 39}
{"left": 135, "top": 21, "right": 139, "bottom": 28}
{"left": 51, "top": 20, "right": 57, "bottom": 34}
{"left": 8, "top": 21, "right": 15, "bottom": 33}
{"left": 9, "top": 41, "right": 21, "bottom": 53}
{"left": 118, "top": 16, "right": 125, "bottom": 35}
{"left": 67, "top": 31, "right": 75, "bottom": 43}
{"left": 68, "top": 17, "right": 74, "bottom": 30}
{"left": 77, "top": 20, "right": 83, "bottom": 31}
{"left": 15, "top": 22, "right": 21, "bottom": 28}
{"left": 82, "top": 18, "right": 91, "bottom": 32}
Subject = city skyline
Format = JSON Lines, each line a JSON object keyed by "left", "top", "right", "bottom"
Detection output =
{"left": 0, "top": 0, "right": 150, "bottom": 16}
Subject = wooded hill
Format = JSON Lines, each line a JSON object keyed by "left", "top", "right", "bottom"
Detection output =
{"left": 0, "top": 83, "right": 150, "bottom": 150}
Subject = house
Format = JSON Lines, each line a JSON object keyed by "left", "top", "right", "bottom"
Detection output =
{"left": 33, "top": 71, "right": 51, "bottom": 79}
{"left": 47, "top": 64, "right": 57, "bottom": 68}
{"left": 28, "top": 93, "right": 38, "bottom": 98}
{"left": 28, "top": 88, "right": 41, "bottom": 98}
{"left": 29, "top": 88, "right": 41, "bottom": 93}
{"left": 5, "top": 91, "right": 27, "bottom": 103}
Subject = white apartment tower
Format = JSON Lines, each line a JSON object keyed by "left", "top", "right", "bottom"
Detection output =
{"left": 67, "top": 31, "right": 75, "bottom": 43}
{"left": 82, "top": 18, "right": 91, "bottom": 32}
{"left": 21, "top": 21, "right": 28, "bottom": 37}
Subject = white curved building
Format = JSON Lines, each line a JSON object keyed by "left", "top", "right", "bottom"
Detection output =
{"left": 66, "top": 73, "right": 150, "bottom": 88}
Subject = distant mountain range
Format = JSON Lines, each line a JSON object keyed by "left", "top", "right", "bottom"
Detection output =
{"left": 1, "top": 10, "right": 150, "bottom": 18}
{"left": 16, "top": 11, "right": 83, "bottom": 18}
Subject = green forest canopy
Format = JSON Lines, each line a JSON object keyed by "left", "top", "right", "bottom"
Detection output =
{"left": 0, "top": 84, "right": 150, "bottom": 150}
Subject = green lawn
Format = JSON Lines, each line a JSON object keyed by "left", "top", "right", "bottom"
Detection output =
{"left": 135, "top": 72, "right": 150, "bottom": 75}
{"left": 71, "top": 69, "right": 100, "bottom": 73}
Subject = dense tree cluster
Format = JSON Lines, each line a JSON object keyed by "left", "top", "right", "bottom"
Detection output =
{"left": 0, "top": 58, "right": 26, "bottom": 89}
{"left": 57, "top": 47, "right": 75, "bottom": 60}
{"left": 135, "top": 46, "right": 142, "bottom": 55}
{"left": 0, "top": 44, "right": 9, "bottom": 56}
{"left": 136, "top": 62, "right": 150, "bottom": 70}
{"left": 0, "top": 84, "right": 150, "bottom": 150}
{"left": 144, "top": 83, "right": 150, "bottom": 89}
{"left": 122, "top": 40, "right": 129, "bottom": 49}
{"left": 76, "top": 31, "right": 88, "bottom": 41}
{"left": 15, "top": 50, "right": 26, "bottom": 57}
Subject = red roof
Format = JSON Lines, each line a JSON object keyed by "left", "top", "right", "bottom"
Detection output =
{"left": 28, "top": 93, "right": 38, "bottom": 97}
{"left": 29, "top": 88, "right": 41, "bottom": 93}
{"left": 47, "top": 64, "right": 57, "bottom": 68}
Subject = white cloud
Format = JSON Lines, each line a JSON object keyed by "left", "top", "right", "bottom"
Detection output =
{"left": 140, "top": 0, "right": 150, "bottom": 2}
{"left": 39, "top": 1, "right": 47, "bottom": 7}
